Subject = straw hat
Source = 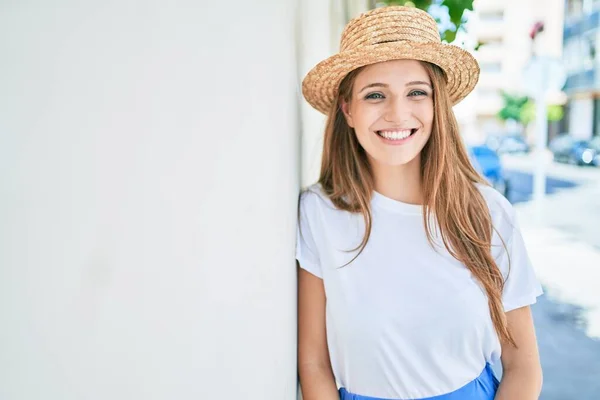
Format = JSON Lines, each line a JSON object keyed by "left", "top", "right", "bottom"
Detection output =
{"left": 302, "top": 6, "right": 480, "bottom": 115}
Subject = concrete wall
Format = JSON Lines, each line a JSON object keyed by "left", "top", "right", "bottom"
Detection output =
{"left": 569, "top": 97, "right": 595, "bottom": 139}
{"left": 298, "top": 0, "right": 337, "bottom": 187}
{"left": 0, "top": 1, "right": 299, "bottom": 399}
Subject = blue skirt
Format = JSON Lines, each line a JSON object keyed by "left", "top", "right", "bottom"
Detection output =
{"left": 339, "top": 363, "right": 499, "bottom": 400}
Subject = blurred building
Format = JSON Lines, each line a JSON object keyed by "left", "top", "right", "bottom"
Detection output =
{"left": 562, "top": 0, "right": 600, "bottom": 140}
{"left": 465, "top": 0, "right": 565, "bottom": 143}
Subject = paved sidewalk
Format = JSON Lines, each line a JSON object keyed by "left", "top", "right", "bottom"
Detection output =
{"left": 502, "top": 155, "right": 600, "bottom": 399}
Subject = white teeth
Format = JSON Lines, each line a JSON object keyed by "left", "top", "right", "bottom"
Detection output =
{"left": 379, "top": 129, "right": 413, "bottom": 140}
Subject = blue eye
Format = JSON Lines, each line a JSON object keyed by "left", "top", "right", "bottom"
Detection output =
{"left": 409, "top": 90, "right": 427, "bottom": 97}
{"left": 365, "top": 92, "right": 385, "bottom": 100}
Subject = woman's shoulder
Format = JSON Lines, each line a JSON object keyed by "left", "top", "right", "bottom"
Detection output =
{"left": 299, "top": 183, "right": 333, "bottom": 210}
{"left": 301, "top": 182, "right": 325, "bottom": 198}
{"left": 298, "top": 183, "right": 353, "bottom": 226}
{"left": 475, "top": 182, "right": 512, "bottom": 211}
{"left": 474, "top": 182, "right": 517, "bottom": 231}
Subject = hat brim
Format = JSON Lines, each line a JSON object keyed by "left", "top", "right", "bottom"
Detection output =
{"left": 302, "top": 41, "right": 480, "bottom": 115}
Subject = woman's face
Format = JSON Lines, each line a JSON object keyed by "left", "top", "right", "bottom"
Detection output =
{"left": 341, "top": 59, "right": 434, "bottom": 168}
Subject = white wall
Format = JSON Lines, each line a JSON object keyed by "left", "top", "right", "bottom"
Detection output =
{"left": 298, "top": 0, "right": 369, "bottom": 187}
{"left": 298, "top": 0, "right": 335, "bottom": 187}
{"left": 0, "top": 1, "right": 299, "bottom": 399}
{"left": 569, "top": 97, "right": 595, "bottom": 139}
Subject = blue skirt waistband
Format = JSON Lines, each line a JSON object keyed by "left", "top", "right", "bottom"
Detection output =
{"left": 339, "top": 363, "right": 499, "bottom": 400}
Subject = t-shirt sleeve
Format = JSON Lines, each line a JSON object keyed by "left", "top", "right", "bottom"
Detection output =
{"left": 498, "top": 212, "right": 544, "bottom": 312}
{"left": 296, "top": 192, "right": 323, "bottom": 279}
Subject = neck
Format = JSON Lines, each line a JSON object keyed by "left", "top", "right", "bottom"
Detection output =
{"left": 370, "top": 156, "right": 423, "bottom": 205}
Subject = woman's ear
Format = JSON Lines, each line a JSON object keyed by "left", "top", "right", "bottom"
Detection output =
{"left": 340, "top": 98, "right": 354, "bottom": 128}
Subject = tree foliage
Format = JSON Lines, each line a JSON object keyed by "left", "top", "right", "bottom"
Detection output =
{"left": 497, "top": 92, "right": 529, "bottom": 123}
{"left": 520, "top": 101, "right": 564, "bottom": 124}
{"left": 498, "top": 91, "right": 564, "bottom": 125}
{"left": 376, "top": 0, "right": 474, "bottom": 42}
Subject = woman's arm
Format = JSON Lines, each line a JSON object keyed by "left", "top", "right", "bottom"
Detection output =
{"left": 495, "top": 306, "right": 543, "bottom": 399}
{"left": 298, "top": 266, "right": 339, "bottom": 400}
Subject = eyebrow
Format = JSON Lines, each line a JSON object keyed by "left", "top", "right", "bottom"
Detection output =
{"left": 358, "top": 80, "right": 432, "bottom": 93}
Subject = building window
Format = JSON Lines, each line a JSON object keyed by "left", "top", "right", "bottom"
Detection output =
{"left": 567, "top": 0, "right": 584, "bottom": 19}
{"left": 564, "top": 40, "right": 573, "bottom": 74}
{"left": 582, "top": 31, "right": 597, "bottom": 70}
{"left": 593, "top": 98, "right": 600, "bottom": 136}
{"left": 583, "top": 0, "right": 600, "bottom": 13}
{"left": 479, "top": 10, "right": 504, "bottom": 22}
{"left": 567, "top": 0, "right": 600, "bottom": 17}
{"left": 564, "top": 36, "right": 595, "bottom": 74}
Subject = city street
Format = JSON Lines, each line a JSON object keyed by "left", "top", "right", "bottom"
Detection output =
{"left": 501, "top": 155, "right": 600, "bottom": 399}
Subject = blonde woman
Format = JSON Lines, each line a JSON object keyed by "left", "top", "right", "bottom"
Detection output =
{"left": 296, "top": 6, "right": 543, "bottom": 400}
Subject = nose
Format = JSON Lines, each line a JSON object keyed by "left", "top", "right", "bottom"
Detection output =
{"left": 383, "top": 96, "right": 412, "bottom": 124}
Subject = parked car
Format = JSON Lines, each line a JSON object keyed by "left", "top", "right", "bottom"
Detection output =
{"left": 589, "top": 136, "right": 600, "bottom": 167}
{"left": 549, "top": 134, "right": 599, "bottom": 166}
{"left": 485, "top": 133, "right": 530, "bottom": 155}
{"left": 468, "top": 145, "right": 510, "bottom": 197}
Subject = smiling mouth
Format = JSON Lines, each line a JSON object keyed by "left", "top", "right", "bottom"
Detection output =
{"left": 376, "top": 129, "right": 418, "bottom": 141}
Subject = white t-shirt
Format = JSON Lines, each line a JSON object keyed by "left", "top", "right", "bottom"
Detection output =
{"left": 296, "top": 183, "right": 543, "bottom": 399}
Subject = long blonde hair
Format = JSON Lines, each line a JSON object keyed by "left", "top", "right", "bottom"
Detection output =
{"left": 318, "top": 62, "right": 515, "bottom": 347}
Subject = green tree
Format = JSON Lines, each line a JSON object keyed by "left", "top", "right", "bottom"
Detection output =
{"left": 520, "top": 101, "right": 564, "bottom": 125}
{"left": 497, "top": 92, "right": 529, "bottom": 123}
{"left": 374, "top": 0, "right": 474, "bottom": 43}
{"left": 497, "top": 91, "right": 564, "bottom": 128}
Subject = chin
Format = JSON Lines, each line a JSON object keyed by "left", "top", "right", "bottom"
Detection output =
{"left": 370, "top": 153, "right": 421, "bottom": 167}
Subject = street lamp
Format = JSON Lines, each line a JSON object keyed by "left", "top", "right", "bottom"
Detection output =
{"left": 522, "top": 20, "right": 566, "bottom": 221}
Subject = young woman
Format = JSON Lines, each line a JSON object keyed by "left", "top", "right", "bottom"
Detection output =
{"left": 296, "top": 6, "right": 543, "bottom": 400}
